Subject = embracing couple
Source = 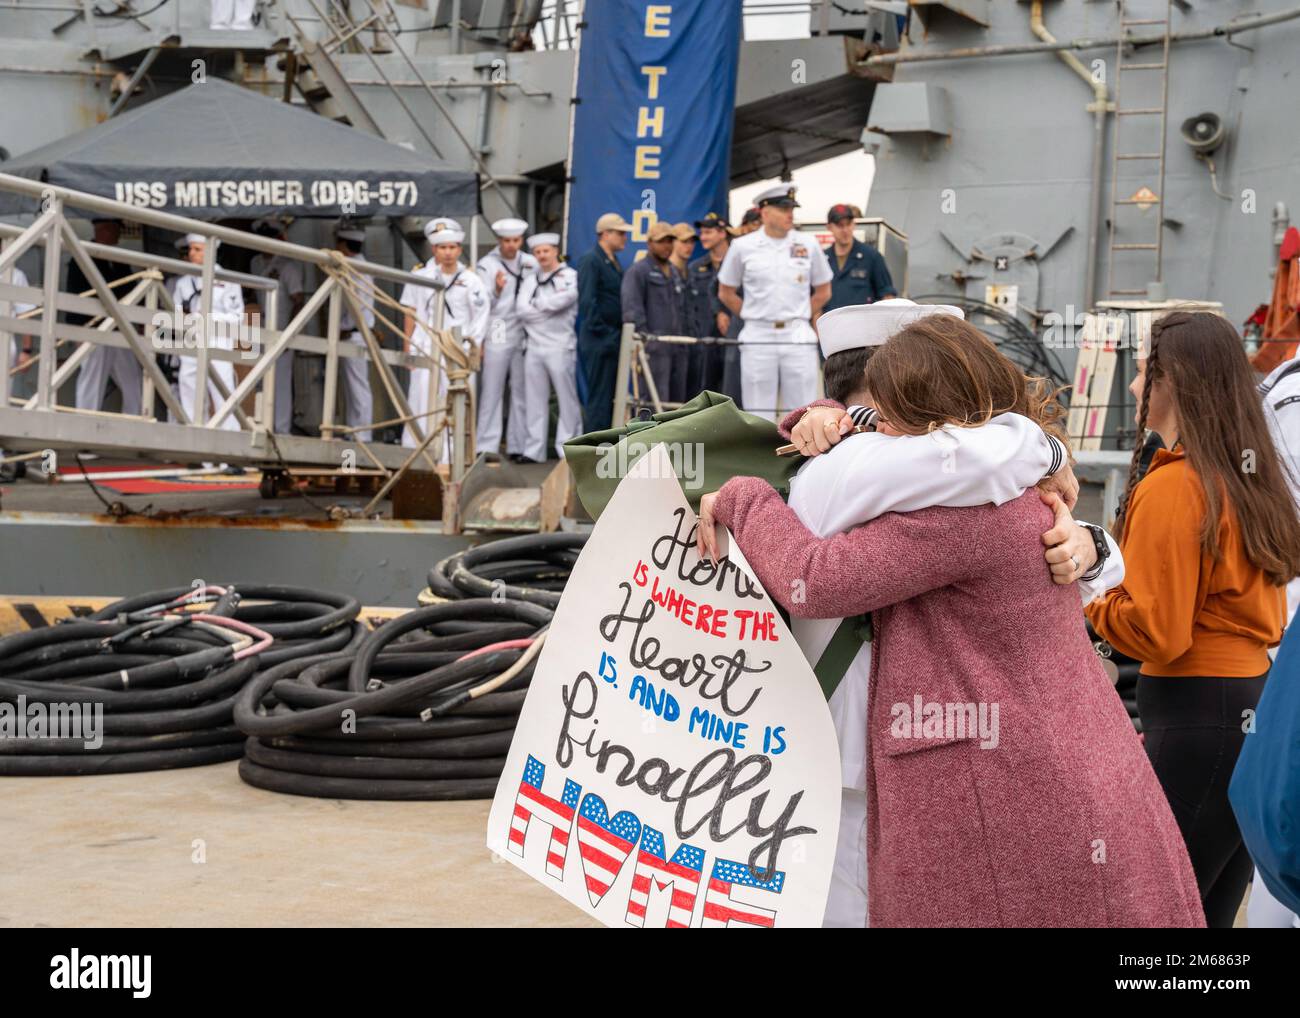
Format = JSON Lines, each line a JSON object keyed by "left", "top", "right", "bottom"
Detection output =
{"left": 694, "top": 299, "right": 1205, "bottom": 928}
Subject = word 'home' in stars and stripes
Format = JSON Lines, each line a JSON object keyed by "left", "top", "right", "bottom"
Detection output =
{"left": 502, "top": 755, "right": 789, "bottom": 926}
{"left": 625, "top": 826, "right": 705, "bottom": 928}
{"left": 701, "top": 859, "right": 786, "bottom": 928}
{"left": 510, "top": 755, "right": 581, "bottom": 879}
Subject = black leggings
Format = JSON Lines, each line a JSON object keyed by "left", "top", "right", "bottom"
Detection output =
{"left": 1138, "top": 672, "right": 1268, "bottom": 928}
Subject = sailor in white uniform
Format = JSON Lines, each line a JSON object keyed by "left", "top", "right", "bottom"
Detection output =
{"left": 1, "top": 263, "right": 35, "bottom": 376}
{"left": 475, "top": 217, "right": 537, "bottom": 461}
{"left": 399, "top": 219, "right": 490, "bottom": 457}
{"left": 333, "top": 223, "right": 375, "bottom": 442}
{"left": 249, "top": 216, "right": 305, "bottom": 434}
{"left": 1, "top": 262, "right": 36, "bottom": 477}
{"left": 746, "top": 301, "right": 1125, "bottom": 927}
{"left": 169, "top": 234, "right": 242, "bottom": 431}
{"left": 516, "top": 233, "right": 581, "bottom": 462}
{"left": 717, "top": 184, "right": 832, "bottom": 421}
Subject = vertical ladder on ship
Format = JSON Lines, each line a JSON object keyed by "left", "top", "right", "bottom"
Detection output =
{"left": 1105, "top": 0, "right": 1173, "bottom": 298}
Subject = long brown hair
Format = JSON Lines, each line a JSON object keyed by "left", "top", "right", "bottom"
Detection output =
{"left": 1117, "top": 311, "right": 1300, "bottom": 585}
{"left": 862, "top": 313, "right": 1069, "bottom": 445}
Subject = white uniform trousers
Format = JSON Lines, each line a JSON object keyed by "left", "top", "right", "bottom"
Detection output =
{"left": 210, "top": 0, "right": 256, "bottom": 29}
{"left": 738, "top": 321, "right": 820, "bottom": 422}
{"left": 823, "top": 787, "right": 869, "bottom": 928}
{"left": 341, "top": 332, "right": 373, "bottom": 442}
{"left": 172, "top": 344, "right": 239, "bottom": 432}
{"left": 75, "top": 346, "right": 143, "bottom": 416}
{"left": 477, "top": 334, "right": 527, "bottom": 456}
{"left": 403, "top": 342, "right": 475, "bottom": 463}
{"left": 523, "top": 345, "right": 581, "bottom": 462}
{"left": 272, "top": 350, "right": 294, "bottom": 434}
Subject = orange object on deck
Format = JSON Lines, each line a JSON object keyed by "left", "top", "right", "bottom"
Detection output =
{"left": 1251, "top": 226, "right": 1300, "bottom": 372}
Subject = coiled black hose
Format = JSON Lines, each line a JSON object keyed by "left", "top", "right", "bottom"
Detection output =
{"left": 0, "top": 584, "right": 360, "bottom": 775}
{"left": 428, "top": 532, "right": 587, "bottom": 608}
{"left": 235, "top": 599, "right": 553, "bottom": 800}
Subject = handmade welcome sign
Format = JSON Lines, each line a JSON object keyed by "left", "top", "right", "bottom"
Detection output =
{"left": 486, "top": 444, "right": 840, "bottom": 927}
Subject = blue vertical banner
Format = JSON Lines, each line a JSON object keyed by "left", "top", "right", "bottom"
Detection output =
{"left": 565, "top": 0, "right": 743, "bottom": 258}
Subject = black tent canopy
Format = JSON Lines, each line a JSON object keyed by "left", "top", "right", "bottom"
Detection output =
{"left": 0, "top": 79, "right": 479, "bottom": 219}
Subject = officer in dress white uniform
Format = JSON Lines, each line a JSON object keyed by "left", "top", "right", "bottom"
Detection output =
{"left": 770, "top": 301, "right": 1126, "bottom": 927}
{"left": 249, "top": 216, "right": 305, "bottom": 434}
{"left": 516, "top": 233, "right": 581, "bottom": 463}
{"left": 169, "top": 234, "right": 242, "bottom": 431}
{"left": 333, "top": 223, "right": 376, "bottom": 442}
{"left": 399, "top": 219, "right": 490, "bottom": 457}
{"left": 716, "top": 184, "right": 832, "bottom": 421}
{"left": 475, "top": 217, "right": 537, "bottom": 461}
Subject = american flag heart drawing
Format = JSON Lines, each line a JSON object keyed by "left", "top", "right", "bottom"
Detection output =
{"left": 575, "top": 793, "right": 642, "bottom": 906}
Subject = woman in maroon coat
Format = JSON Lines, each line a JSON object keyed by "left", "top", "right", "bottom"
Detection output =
{"left": 699, "top": 316, "right": 1204, "bottom": 927}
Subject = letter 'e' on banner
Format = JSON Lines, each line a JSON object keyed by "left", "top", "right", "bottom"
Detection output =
{"left": 486, "top": 445, "right": 841, "bottom": 927}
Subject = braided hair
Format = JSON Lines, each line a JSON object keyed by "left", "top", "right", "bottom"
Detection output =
{"left": 1114, "top": 331, "right": 1161, "bottom": 538}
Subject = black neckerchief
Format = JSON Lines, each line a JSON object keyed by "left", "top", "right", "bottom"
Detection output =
{"left": 497, "top": 253, "right": 524, "bottom": 309}
{"left": 439, "top": 268, "right": 462, "bottom": 321}
{"left": 530, "top": 267, "right": 564, "bottom": 303}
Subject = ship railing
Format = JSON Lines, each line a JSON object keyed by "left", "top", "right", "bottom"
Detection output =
{"left": 0, "top": 171, "right": 474, "bottom": 491}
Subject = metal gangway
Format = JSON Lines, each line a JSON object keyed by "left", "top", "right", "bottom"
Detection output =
{"left": 0, "top": 172, "right": 473, "bottom": 518}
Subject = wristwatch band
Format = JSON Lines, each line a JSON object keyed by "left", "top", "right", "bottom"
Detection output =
{"left": 1079, "top": 522, "right": 1109, "bottom": 582}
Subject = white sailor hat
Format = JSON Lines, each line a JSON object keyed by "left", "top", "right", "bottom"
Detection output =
{"left": 755, "top": 183, "right": 799, "bottom": 208}
{"left": 335, "top": 224, "right": 367, "bottom": 243}
{"left": 181, "top": 232, "right": 215, "bottom": 250}
{"left": 423, "top": 217, "right": 462, "bottom": 241}
{"left": 818, "top": 298, "right": 966, "bottom": 358}
{"left": 427, "top": 227, "right": 465, "bottom": 246}
{"left": 492, "top": 217, "right": 529, "bottom": 238}
{"left": 526, "top": 232, "right": 560, "bottom": 250}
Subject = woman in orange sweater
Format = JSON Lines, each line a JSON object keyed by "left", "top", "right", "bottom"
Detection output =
{"left": 1087, "top": 311, "right": 1300, "bottom": 927}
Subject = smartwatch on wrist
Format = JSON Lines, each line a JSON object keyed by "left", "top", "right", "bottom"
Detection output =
{"left": 1079, "top": 523, "right": 1109, "bottom": 580}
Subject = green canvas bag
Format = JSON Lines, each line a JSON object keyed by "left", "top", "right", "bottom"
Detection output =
{"left": 563, "top": 390, "right": 803, "bottom": 520}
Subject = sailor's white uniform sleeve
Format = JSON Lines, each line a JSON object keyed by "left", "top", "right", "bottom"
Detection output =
{"left": 805, "top": 412, "right": 1059, "bottom": 535}
{"left": 1075, "top": 523, "right": 1124, "bottom": 604}
{"left": 5, "top": 267, "right": 35, "bottom": 315}
{"left": 281, "top": 258, "right": 305, "bottom": 298}
{"left": 364, "top": 273, "right": 378, "bottom": 325}
{"left": 717, "top": 242, "right": 744, "bottom": 289}
{"left": 474, "top": 253, "right": 495, "bottom": 293}
{"left": 808, "top": 240, "right": 833, "bottom": 287}
{"left": 214, "top": 281, "right": 244, "bottom": 322}
{"left": 464, "top": 274, "right": 491, "bottom": 347}
{"left": 528, "top": 274, "right": 579, "bottom": 315}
